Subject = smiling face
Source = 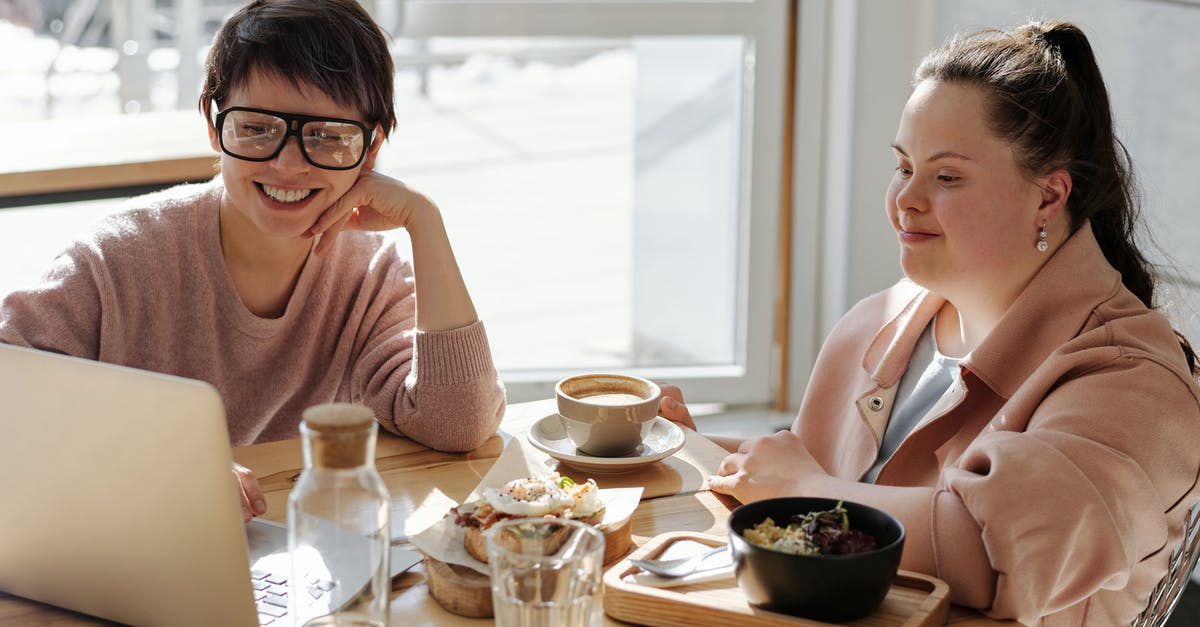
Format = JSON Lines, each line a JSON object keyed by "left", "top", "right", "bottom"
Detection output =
{"left": 886, "top": 79, "right": 1056, "bottom": 310}
{"left": 208, "top": 69, "right": 380, "bottom": 246}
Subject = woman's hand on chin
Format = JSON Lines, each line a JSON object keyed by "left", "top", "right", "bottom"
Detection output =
{"left": 307, "top": 170, "right": 438, "bottom": 256}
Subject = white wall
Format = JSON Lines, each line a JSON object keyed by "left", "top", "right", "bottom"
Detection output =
{"left": 930, "top": 0, "right": 1200, "bottom": 341}
{"left": 786, "top": 0, "right": 1200, "bottom": 408}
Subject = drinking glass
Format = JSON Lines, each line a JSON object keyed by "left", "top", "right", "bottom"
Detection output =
{"left": 486, "top": 517, "right": 605, "bottom": 627}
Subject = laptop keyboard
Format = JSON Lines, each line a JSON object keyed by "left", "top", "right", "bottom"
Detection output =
{"left": 243, "top": 519, "right": 425, "bottom": 625}
{"left": 250, "top": 566, "right": 290, "bottom": 624}
{"left": 250, "top": 566, "right": 334, "bottom": 625}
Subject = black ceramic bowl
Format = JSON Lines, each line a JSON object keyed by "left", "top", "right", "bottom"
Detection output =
{"left": 728, "top": 497, "right": 905, "bottom": 622}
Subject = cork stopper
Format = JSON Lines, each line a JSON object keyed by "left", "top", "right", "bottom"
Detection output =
{"left": 301, "top": 403, "right": 377, "bottom": 469}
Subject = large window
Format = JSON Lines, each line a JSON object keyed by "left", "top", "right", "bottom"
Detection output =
{"left": 0, "top": 1, "right": 791, "bottom": 404}
{"left": 382, "top": 2, "right": 790, "bottom": 402}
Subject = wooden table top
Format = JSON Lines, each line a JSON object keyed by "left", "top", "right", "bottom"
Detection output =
{"left": 0, "top": 398, "right": 1015, "bottom": 626}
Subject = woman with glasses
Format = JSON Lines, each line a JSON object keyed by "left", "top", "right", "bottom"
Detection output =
{"left": 0, "top": 0, "right": 505, "bottom": 522}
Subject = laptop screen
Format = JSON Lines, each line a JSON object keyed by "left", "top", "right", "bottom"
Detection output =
{"left": 0, "top": 344, "right": 260, "bottom": 626}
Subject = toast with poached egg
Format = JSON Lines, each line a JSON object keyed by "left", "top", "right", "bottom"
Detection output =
{"left": 452, "top": 473, "right": 605, "bottom": 563}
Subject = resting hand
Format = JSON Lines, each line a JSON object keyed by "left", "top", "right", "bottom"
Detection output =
{"left": 233, "top": 462, "right": 267, "bottom": 523}
{"left": 657, "top": 383, "right": 697, "bottom": 431}
{"left": 308, "top": 170, "right": 437, "bottom": 256}
{"left": 706, "top": 430, "right": 829, "bottom": 503}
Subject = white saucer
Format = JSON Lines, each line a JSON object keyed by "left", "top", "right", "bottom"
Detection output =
{"left": 526, "top": 414, "right": 685, "bottom": 474}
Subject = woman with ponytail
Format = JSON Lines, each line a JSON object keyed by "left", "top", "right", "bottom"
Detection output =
{"left": 659, "top": 20, "right": 1200, "bottom": 625}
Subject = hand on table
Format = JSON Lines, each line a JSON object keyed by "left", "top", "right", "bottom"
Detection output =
{"left": 707, "top": 429, "right": 830, "bottom": 503}
{"left": 233, "top": 462, "right": 267, "bottom": 523}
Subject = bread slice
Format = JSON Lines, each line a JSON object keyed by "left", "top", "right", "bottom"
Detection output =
{"left": 464, "top": 525, "right": 490, "bottom": 564}
{"left": 574, "top": 509, "right": 604, "bottom": 526}
{"left": 464, "top": 510, "right": 605, "bottom": 564}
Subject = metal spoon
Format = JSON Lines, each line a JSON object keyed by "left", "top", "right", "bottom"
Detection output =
{"left": 630, "top": 545, "right": 727, "bottom": 578}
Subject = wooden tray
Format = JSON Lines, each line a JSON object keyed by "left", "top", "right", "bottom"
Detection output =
{"left": 604, "top": 532, "right": 950, "bottom": 627}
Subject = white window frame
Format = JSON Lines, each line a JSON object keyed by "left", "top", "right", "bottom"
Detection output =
{"left": 394, "top": 0, "right": 791, "bottom": 404}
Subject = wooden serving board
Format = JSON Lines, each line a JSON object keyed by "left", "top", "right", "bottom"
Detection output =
{"left": 425, "top": 516, "right": 635, "bottom": 618}
{"left": 424, "top": 557, "right": 493, "bottom": 618}
{"left": 604, "top": 532, "right": 950, "bottom": 627}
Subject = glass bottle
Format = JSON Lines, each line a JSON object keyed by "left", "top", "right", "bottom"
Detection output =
{"left": 288, "top": 403, "right": 390, "bottom": 626}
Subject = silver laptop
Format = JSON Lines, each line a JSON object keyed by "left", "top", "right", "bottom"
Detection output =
{"left": 0, "top": 344, "right": 418, "bottom": 626}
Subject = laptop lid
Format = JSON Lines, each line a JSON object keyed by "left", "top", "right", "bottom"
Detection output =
{"left": 0, "top": 344, "right": 260, "bottom": 626}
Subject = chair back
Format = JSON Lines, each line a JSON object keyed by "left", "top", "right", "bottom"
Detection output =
{"left": 1132, "top": 503, "right": 1200, "bottom": 627}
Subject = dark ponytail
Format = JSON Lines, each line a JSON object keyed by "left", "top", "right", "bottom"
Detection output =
{"left": 914, "top": 20, "right": 1198, "bottom": 375}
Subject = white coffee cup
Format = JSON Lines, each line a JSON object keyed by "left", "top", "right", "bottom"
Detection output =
{"left": 555, "top": 373, "right": 661, "bottom": 457}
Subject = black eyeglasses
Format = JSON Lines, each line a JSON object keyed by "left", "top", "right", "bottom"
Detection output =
{"left": 214, "top": 106, "right": 375, "bottom": 171}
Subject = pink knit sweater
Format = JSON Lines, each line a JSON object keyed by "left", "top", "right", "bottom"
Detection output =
{"left": 0, "top": 181, "right": 505, "bottom": 449}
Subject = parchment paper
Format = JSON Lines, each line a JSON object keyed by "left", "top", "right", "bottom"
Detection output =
{"left": 409, "top": 438, "right": 643, "bottom": 574}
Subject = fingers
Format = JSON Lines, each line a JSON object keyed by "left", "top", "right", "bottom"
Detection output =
{"left": 656, "top": 383, "right": 697, "bottom": 430}
{"left": 709, "top": 453, "right": 749, "bottom": 497}
{"left": 232, "top": 467, "right": 253, "bottom": 523}
{"left": 310, "top": 173, "right": 375, "bottom": 238}
{"left": 658, "top": 395, "right": 696, "bottom": 431}
{"left": 659, "top": 383, "right": 685, "bottom": 404}
{"left": 717, "top": 452, "right": 745, "bottom": 476}
{"left": 307, "top": 172, "right": 428, "bottom": 244}
{"left": 313, "top": 209, "right": 355, "bottom": 257}
{"left": 308, "top": 193, "right": 355, "bottom": 239}
{"left": 706, "top": 472, "right": 740, "bottom": 495}
{"left": 233, "top": 462, "right": 267, "bottom": 522}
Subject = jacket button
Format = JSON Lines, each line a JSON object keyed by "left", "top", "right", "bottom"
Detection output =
{"left": 867, "top": 396, "right": 885, "bottom": 411}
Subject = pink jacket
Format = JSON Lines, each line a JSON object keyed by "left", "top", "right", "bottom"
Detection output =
{"left": 794, "top": 224, "right": 1200, "bottom": 625}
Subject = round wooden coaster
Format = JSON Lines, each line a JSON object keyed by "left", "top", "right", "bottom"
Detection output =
{"left": 600, "top": 516, "right": 634, "bottom": 565}
{"left": 425, "top": 517, "right": 635, "bottom": 619}
{"left": 425, "top": 554, "right": 493, "bottom": 618}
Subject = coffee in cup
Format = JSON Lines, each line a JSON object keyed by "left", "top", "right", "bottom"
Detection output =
{"left": 555, "top": 374, "right": 661, "bottom": 457}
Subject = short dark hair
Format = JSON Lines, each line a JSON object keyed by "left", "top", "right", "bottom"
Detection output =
{"left": 199, "top": 0, "right": 396, "bottom": 135}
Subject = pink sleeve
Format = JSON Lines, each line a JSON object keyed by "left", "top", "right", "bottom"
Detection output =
{"left": 349, "top": 258, "right": 505, "bottom": 452}
{"left": 938, "top": 358, "right": 1200, "bottom": 624}
{"left": 395, "top": 322, "right": 506, "bottom": 450}
{"left": 0, "top": 243, "right": 107, "bottom": 358}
